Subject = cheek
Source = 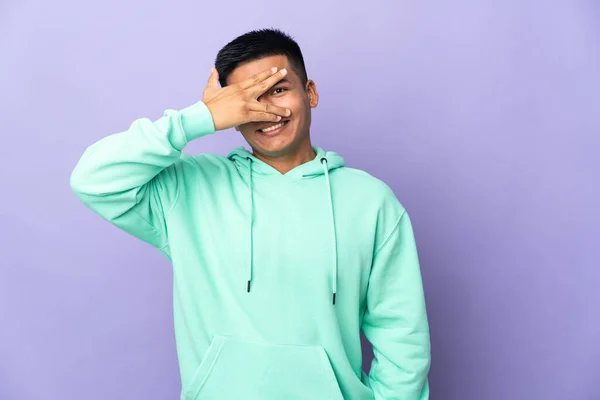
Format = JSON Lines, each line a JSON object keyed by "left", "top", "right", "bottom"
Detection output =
{"left": 270, "top": 91, "right": 307, "bottom": 111}
{"left": 239, "top": 123, "right": 255, "bottom": 135}
{"left": 268, "top": 97, "right": 295, "bottom": 111}
{"left": 280, "top": 97, "right": 307, "bottom": 118}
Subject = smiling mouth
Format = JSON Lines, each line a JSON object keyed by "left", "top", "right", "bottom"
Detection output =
{"left": 257, "top": 120, "right": 290, "bottom": 135}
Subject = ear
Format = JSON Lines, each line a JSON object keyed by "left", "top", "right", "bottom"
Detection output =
{"left": 306, "top": 80, "right": 319, "bottom": 108}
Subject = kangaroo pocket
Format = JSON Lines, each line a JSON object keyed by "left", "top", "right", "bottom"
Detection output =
{"left": 183, "top": 335, "right": 344, "bottom": 400}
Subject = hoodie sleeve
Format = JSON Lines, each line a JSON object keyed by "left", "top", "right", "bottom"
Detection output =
{"left": 361, "top": 210, "right": 431, "bottom": 400}
{"left": 70, "top": 101, "right": 215, "bottom": 254}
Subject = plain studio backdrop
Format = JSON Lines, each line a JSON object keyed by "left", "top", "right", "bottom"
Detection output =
{"left": 0, "top": 1, "right": 598, "bottom": 399}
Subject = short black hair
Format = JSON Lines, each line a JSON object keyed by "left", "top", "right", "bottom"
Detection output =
{"left": 215, "top": 28, "right": 308, "bottom": 88}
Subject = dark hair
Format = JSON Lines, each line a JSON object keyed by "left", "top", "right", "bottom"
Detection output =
{"left": 215, "top": 28, "right": 308, "bottom": 88}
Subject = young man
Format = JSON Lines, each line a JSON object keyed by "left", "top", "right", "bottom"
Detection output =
{"left": 71, "top": 29, "right": 431, "bottom": 400}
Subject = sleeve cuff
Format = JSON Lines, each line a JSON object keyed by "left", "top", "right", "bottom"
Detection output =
{"left": 179, "top": 101, "right": 216, "bottom": 144}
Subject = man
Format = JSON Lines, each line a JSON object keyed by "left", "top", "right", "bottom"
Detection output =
{"left": 71, "top": 29, "right": 430, "bottom": 400}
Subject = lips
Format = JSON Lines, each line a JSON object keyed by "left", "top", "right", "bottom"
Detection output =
{"left": 256, "top": 120, "right": 290, "bottom": 135}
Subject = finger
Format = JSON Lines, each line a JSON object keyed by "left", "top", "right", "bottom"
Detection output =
{"left": 248, "top": 102, "right": 291, "bottom": 118}
{"left": 239, "top": 66, "right": 280, "bottom": 90}
{"left": 247, "top": 111, "right": 283, "bottom": 123}
{"left": 251, "top": 68, "right": 288, "bottom": 97}
{"left": 206, "top": 67, "right": 220, "bottom": 89}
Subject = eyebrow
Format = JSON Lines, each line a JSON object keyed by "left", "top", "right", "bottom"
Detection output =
{"left": 274, "top": 78, "right": 291, "bottom": 85}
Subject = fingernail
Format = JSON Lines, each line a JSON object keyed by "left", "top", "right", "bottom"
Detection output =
{"left": 286, "top": 109, "right": 291, "bottom": 116}
{"left": 277, "top": 116, "right": 282, "bottom": 121}
{"left": 281, "top": 69, "right": 287, "bottom": 75}
{"left": 271, "top": 67, "right": 278, "bottom": 73}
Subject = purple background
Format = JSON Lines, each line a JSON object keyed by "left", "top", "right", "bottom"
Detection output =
{"left": 1, "top": 1, "right": 598, "bottom": 399}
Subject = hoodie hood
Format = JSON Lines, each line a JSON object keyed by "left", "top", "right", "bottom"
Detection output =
{"left": 227, "top": 146, "right": 345, "bottom": 178}
{"left": 226, "top": 145, "right": 344, "bottom": 304}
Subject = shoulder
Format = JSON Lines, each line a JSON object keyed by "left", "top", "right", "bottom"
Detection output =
{"left": 184, "top": 152, "right": 232, "bottom": 166}
{"left": 333, "top": 166, "right": 406, "bottom": 213}
{"left": 159, "top": 152, "right": 238, "bottom": 181}
{"left": 333, "top": 167, "right": 408, "bottom": 246}
{"left": 336, "top": 167, "right": 414, "bottom": 252}
{"left": 178, "top": 152, "right": 236, "bottom": 171}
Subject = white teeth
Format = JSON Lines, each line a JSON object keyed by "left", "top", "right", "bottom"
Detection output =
{"left": 261, "top": 121, "right": 285, "bottom": 132}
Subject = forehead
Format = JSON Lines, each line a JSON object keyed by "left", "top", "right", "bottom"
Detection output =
{"left": 227, "top": 55, "right": 295, "bottom": 85}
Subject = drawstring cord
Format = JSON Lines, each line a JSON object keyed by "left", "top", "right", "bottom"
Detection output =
{"left": 321, "top": 158, "right": 338, "bottom": 305}
{"left": 247, "top": 157, "right": 254, "bottom": 293}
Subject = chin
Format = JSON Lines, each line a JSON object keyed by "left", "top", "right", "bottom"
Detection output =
{"left": 246, "top": 133, "right": 301, "bottom": 157}
{"left": 251, "top": 141, "right": 295, "bottom": 157}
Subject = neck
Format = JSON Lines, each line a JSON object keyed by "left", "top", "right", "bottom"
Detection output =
{"left": 253, "top": 139, "right": 316, "bottom": 175}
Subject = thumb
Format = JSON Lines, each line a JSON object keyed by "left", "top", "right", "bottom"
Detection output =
{"left": 206, "top": 67, "right": 220, "bottom": 89}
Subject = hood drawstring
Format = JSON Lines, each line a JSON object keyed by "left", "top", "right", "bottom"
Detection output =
{"left": 247, "top": 157, "right": 254, "bottom": 293}
{"left": 242, "top": 155, "right": 338, "bottom": 305}
{"left": 321, "top": 158, "right": 338, "bottom": 305}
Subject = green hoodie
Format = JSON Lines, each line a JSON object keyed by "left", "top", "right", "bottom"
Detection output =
{"left": 70, "top": 101, "right": 431, "bottom": 400}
